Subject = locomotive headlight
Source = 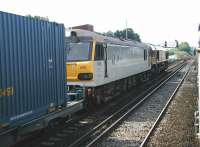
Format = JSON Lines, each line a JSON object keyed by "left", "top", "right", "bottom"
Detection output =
{"left": 78, "top": 73, "right": 93, "bottom": 80}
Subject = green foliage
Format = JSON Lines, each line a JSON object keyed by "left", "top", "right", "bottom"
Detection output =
{"left": 26, "top": 14, "right": 49, "bottom": 21}
{"left": 168, "top": 48, "right": 177, "bottom": 55}
{"left": 102, "top": 31, "right": 114, "bottom": 37}
{"left": 103, "top": 28, "right": 141, "bottom": 42}
{"left": 114, "top": 28, "right": 141, "bottom": 42}
{"left": 178, "top": 42, "right": 191, "bottom": 54}
{"left": 168, "top": 41, "right": 193, "bottom": 56}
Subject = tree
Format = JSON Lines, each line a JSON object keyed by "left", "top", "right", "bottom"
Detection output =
{"left": 178, "top": 42, "right": 191, "bottom": 54}
{"left": 114, "top": 28, "right": 141, "bottom": 42}
{"left": 103, "top": 31, "right": 114, "bottom": 37}
{"left": 168, "top": 41, "right": 193, "bottom": 56}
{"left": 103, "top": 28, "right": 141, "bottom": 42}
{"left": 168, "top": 48, "right": 176, "bottom": 55}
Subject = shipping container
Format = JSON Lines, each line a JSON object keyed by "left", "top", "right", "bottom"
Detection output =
{"left": 0, "top": 11, "right": 65, "bottom": 129}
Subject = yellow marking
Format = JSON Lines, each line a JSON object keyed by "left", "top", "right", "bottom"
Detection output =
{"left": 0, "top": 87, "right": 14, "bottom": 97}
{"left": 66, "top": 61, "right": 94, "bottom": 81}
{"left": 80, "top": 66, "right": 87, "bottom": 69}
{"left": 92, "top": 41, "right": 96, "bottom": 61}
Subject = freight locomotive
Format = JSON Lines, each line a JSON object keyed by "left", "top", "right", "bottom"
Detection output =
{"left": 66, "top": 29, "right": 169, "bottom": 105}
{"left": 150, "top": 45, "right": 169, "bottom": 73}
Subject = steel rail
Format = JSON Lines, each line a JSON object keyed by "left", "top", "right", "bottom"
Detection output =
{"left": 139, "top": 62, "right": 191, "bottom": 147}
{"left": 68, "top": 62, "right": 186, "bottom": 147}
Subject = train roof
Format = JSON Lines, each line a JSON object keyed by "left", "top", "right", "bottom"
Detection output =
{"left": 70, "top": 29, "right": 151, "bottom": 49}
{"left": 148, "top": 44, "right": 168, "bottom": 51}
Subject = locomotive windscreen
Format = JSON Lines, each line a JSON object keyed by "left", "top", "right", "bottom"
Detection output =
{"left": 67, "top": 42, "right": 92, "bottom": 61}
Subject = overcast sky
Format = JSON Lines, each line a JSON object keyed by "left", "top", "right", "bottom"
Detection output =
{"left": 1, "top": 0, "right": 200, "bottom": 46}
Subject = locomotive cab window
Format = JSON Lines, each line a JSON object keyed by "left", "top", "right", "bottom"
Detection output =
{"left": 67, "top": 42, "right": 92, "bottom": 61}
{"left": 95, "top": 43, "right": 104, "bottom": 60}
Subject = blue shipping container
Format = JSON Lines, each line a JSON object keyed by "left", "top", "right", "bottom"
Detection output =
{"left": 0, "top": 11, "right": 65, "bottom": 128}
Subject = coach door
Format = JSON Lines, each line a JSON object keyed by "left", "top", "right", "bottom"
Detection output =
{"left": 95, "top": 43, "right": 108, "bottom": 78}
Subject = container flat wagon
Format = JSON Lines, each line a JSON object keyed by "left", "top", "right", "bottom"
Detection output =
{"left": 0, "top": 11, "right": 83, "bottom": 147}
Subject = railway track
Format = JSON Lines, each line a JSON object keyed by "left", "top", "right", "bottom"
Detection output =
{"left": 78, "top": 61, "right": 189, "bottom": 147}
{"left": 14, "top": 61, "right": 185, "bottom": 147}
{"left": 97, "top": 60, "right": 191, "bottom": 147}
{"left": 139, "top": 61, "right": 191, "bottom": 147}
{"left": 68, "top": 61, "right": 187, "bottom": 147}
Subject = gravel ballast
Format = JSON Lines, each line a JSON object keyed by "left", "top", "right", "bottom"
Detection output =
{"left": 146, "top": 61, "right": 198, "bottom": 147}
{"left": 96, "top": 61, "right": 194, "bottom": 147}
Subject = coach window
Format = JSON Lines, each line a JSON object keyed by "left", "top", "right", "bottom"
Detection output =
{"left": 95, "top": 43, "right": 104, "bottom": 60}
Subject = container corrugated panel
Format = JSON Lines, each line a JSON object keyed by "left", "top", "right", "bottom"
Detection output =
{"left": 0, "top": 11, "right": 65, "bottom": 127}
